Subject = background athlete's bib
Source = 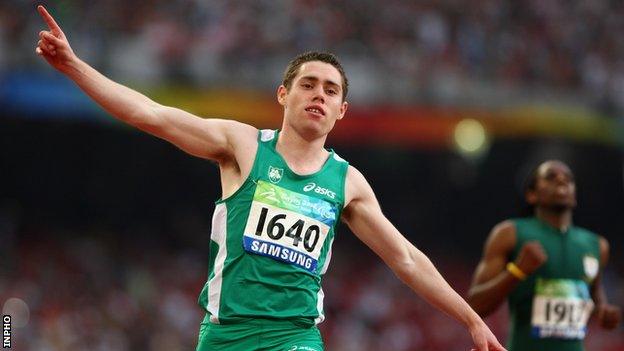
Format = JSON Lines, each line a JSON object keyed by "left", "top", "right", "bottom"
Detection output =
{"left": 531, "top": 278, "right": 594, "bottom": 339}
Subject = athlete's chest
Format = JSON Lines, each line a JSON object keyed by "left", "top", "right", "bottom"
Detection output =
{"left": 530, "top": 234, "right": 598, "bottom": 282}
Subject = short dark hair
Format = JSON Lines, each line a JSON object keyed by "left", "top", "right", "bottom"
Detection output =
{"left": 282, "top": 51, "right": 349, "bottom": 101}
{"left": 519, "top": 164, "right": 541, "bottom": 216}
{"left": 524, "top": 166, "right": 540, "bottom": 194}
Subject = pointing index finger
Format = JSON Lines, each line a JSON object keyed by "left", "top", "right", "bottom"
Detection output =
{"left": 37, "top": 5, "right": 62, "bottom": 33}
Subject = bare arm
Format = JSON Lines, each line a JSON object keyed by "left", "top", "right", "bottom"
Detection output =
{"left": 591, "top": 237, "right": 622, "bottom": 330}
{"left": 468, "top": 221, "right": 549, "bottom": 317}
{"left": 592, "top": 237, "right": 610, "bottom": 307}
{"left": 342, "top": 166, "right": 505, "bottom": 351}
{"left": 467, "top": 222, "right": 520, "bottom": 317}
{"left": 35, "top": 5, "right": 255, "bottom": 162}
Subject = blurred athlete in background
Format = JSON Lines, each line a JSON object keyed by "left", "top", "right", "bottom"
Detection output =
{"left": 468, "top": 160, "right": 621, "bottom": 351}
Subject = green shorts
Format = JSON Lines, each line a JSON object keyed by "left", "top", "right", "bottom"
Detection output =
{"left": 196, "top": 314, "right": 324, "bottom": 351}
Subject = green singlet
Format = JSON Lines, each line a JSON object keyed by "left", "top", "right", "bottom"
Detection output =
{"left": 507, "top": 217, "right": 600, "bottom": 351}
{"left": 196, "top": 129, "right": 349, "bottom": 350}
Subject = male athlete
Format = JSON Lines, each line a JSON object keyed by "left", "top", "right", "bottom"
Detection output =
{"left": 468, "top": 160, "right": 621, "bottom": 351}
{"left": 36, "top": 5, "right": 505, "bottom": 351}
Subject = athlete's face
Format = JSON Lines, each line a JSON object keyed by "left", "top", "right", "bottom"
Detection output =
{"left": 526, "top": 161, "right": 577, "bottom": 211}
{"left": 277, "top": 61, "right": 348, "bottom": 138}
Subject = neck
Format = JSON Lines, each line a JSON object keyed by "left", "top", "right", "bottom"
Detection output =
{"left": 276, "top": 125, "right": 329, "bottom": 174}
{"left": 535, "top": 207, "right": 573, "bottom": 232}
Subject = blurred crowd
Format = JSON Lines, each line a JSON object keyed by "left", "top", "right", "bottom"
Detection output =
{"left": 2, "top": 228, "right": 623, "bottom": 351}
{"left": 1, "top": 0, "right": 624, "bottom": 112}
{"left": 1, "top": 1, "right": 624, "bottom": 350}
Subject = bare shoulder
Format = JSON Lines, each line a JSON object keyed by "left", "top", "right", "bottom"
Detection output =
{"left": 217, "top": 122, "right": 260, "bottom": 198}
{"left": 483, "top": 220, "right": 517, "bottom": 256}
{"left": 222, "top": 121, "right": 258, "bottom": 164}
{"left": 598, "top": 235, "right": 609, "bottom": 251}
{"left": 344, "top": 164, "right": 375, "bottom": 206}
{"left": 223, "top": 120, "right": 258, "bottom": 146}
{"left": 598, "top": 235, "right": 610, "bottom": 266}
{"left": 491, "top": 220, "right": 516, "bottom": 238}
{"left": 341, "top": 165, "right": 381, "bottom": 224}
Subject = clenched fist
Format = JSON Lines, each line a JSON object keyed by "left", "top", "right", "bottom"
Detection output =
{"left": 514, "top": 241, "right": 547, "bottom": 276}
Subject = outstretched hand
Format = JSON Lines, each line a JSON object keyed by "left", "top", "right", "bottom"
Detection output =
{"left": 469, "top": 321, "right": 507, "bottom": 351}
{"left": 35, "top": 5, "right": 76, "bottom": 72}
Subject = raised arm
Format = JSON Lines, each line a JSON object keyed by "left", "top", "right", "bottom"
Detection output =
{"left": 591, "top": 237, "right": 622, "bottom": 330}
{"left": 342, "top": 166, "right": 505, "bottom": 351}
{"left": 467, "top": 221, "right": 549, "bottom": 317}
{"left": 34, "top": 5, "right": 255, "bottom": 162}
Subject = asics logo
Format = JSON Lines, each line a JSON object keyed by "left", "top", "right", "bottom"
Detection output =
{"left": 303, "top": 182, "right": 336, "bottom": 199}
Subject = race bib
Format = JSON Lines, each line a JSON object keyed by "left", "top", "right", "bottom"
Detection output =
{"left": 242, "top": 180, "right": 338, "bottom": 273}
{"left": 531, "top": 278, "right": 594, "bottom": 339}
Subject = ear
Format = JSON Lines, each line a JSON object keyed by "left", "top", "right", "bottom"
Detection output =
{"left": 336, "top": 101, "right": 349, "bottom": 120}
{"left": 277, "top": 85, "right": 288, "bottom": 106}
{"left": 525, "top": 190, "right": 537, "bottom": 206}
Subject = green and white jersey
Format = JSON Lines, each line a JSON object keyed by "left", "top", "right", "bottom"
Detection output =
{"left": 198, "top": 129, "right": 349, "bottom": 326}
